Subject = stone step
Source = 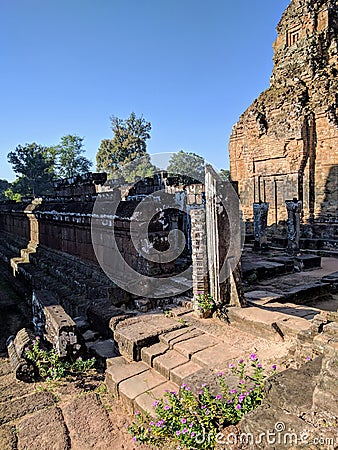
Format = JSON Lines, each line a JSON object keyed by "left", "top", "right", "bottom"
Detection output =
{"left": 112, "top": 314, "right": 186, "bottom": 361}
{"left": 242, "top": 260, "right": 287, "bottom": 281}
{"left": 282, "top": 282, "right": 331, "bottom": 304}
{"left": 226, "top": 305, "right": 314, "bottom": 341}
{"left": 105, "top": 356, "right": 178, "bottom": 416}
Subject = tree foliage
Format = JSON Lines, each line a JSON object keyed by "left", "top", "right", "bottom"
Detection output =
{"left": 167, "top": 150, "right": 205, "bottom": 184}
{"left": 54, "top": 134, "right": 92, "bottom": 179}
{"left": 0, "top": 179, "right": 10, "bottom": 200}
{"left": 7, "top": 143, "right": 55, "bottom": 197}
{"left": 219, "top": 169, "right": 231, "bottom": 182}
{"left": 96, "top": 112, "right": 152, "bottom": 178}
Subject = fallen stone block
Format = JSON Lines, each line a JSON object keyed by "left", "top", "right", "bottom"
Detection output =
{"left": 264, "top": 356, "right": 322, "bottom": 416}
{"left": 240, "top": 401, "right": 314, "bottom": 449}
{"left": 17, "top": 406, "right": 69, "bottom": 450}
{"left": 32, "top": 290, "right": 84, "bottom": 359}
{"left": 6, "top": 329, "right": 36, "bottom": 382}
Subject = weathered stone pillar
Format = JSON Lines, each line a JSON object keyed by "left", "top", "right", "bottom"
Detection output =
{"left": 285, "top": 199, "right": 302, "bottom": 255}
{"left": 253, "top": 202, "right": 269, "bottom": 251}
{"left": 189, "top": 207, "right": 209, "bottom": 299}
{"left": 32, "top": 290, "right": 85, "bottom": 360}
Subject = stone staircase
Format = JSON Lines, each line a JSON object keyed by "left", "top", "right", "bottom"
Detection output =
{"left": 104, "top": 308, "right": 306, "bottom": 416}
{"left": 0, "top": 233, "right": 122, "bottom": 317}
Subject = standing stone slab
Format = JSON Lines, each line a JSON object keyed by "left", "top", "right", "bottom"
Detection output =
{"left": 253, "top": 202, "right": 269, "bottom": 251}
{"left": 285, "top": 199, "right": 302, "bottom": 256}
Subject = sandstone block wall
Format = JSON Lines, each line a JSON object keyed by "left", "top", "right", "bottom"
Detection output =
{"left": 229, "top": 0, "right": 338, "bottom": 227}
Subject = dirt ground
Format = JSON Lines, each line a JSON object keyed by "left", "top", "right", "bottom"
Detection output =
{"left": 0, "top": 358, "right": 153, "bottom": 450}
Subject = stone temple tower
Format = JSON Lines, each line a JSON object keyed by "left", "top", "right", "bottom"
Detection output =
{"left": 229, "top": 0, "right": 338, "bottom": 227}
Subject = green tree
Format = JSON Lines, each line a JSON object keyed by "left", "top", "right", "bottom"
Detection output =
{"left": 7, "top": 143, "right": 55, "bottom": 197}
{"left": 167, "top": 150, "right": 205, "bottom": 184}
{"left": 219, "top": 169, "right": 231, "bottom": 181}
{"left": 0, "top": 179, "right": 10, "bottom": 200}
{"left": 55, "top": 135, "right": 92, "bottom": 179}
{"left": 96, "top": 112, "right": 151, "bottom": 178}
{"left": 120, "top": 153, "right": 157, "bottom": 182}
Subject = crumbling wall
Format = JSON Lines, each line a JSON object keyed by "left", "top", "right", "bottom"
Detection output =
{"left": 229, "top": 0, "right": 338, "bottom": 227}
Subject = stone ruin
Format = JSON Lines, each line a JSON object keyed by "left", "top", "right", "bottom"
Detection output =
{"left": 229, "top": 0, "right": 338, "bottom": 249}
{"left": 0, "top": 0, "right": 337, "bottom": 442}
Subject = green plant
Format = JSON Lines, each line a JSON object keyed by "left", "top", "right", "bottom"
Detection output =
{"left": 178, "top": 318, "right": 187, "bottom": 325}
{"left": 25, "top": 337, "right": 96, "bottom": 381}
{"left": 194, "top": 293, "right": 215, "bottom": 314}
{"left": 129, "top": 355, "right": 277, "bottom": 449}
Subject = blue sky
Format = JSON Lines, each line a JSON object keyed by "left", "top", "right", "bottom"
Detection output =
{"left": 0, "top": 0, "right": 290, "bottom": 181}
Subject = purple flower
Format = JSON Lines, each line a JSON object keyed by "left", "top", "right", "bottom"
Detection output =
{"left": 185, "top": 386, "right": 191, "bottom": 391}
{"left": 181, "top": 383, "right": 187, "bottom": 388}
{"left": 181, "top": 418, "right": 187, "bottom": 424}
{"left": 236, "top": 404, "right": 242, "bottom": 410}
{"left": 239, "top": 380, "right": 245, "bottom": 385}
{"left": 216, "top": 395, "right": 222, "bottom": 400}
{"left": 176, "top": 430, "right": 181, "bottom": 436}
{"left": 164, "top": 405, "right": 170, "bottom": 410}
{"left": 229, "top": 363, "right": 234, "bottom": 369}
{"left": 191, "top": 432, "right": 196, "bottom": 437}
{"left": 238, "top": 358, "right": 244, "bottom": 363}
{"left": 258, "top": 363, "right": 262, "bottom": 369}
{"left": 201, "top": 383, "right": 207, "bottom": 388}
{"left": 272, "top": 364, "right": 277, "bottom": 370}
{"left": 306, "top": 356, "right": 312, "bottom": 361}
{"left": 201, "top": 405, "right": 206, "bottom": 409}
{"left": 227, "top": 400, "right": 233, "bottom": 404}
{"left": 205, "top": 409, "right": 210, "bottom": 415}
{"left": 198, "top": 390, "right": 204, "bottom": 395}
{"left": 230, "top": 389, "right": 237, "bottom": 394}
{"left": 132, "top": 437, "right": 136, "bottom": 442}
{"left": 250, "top": 353, "right": 257, "bottom": 361}
{"left": 134, "top": 411, "right": 140, "bottom": 416}
{"left": 149, "top": 421, "right": 154, "bottom": 426}
{"left": 156, "top": 421, "right": 164, "bottom": 427}
{"left": 182, "top": 428, "right": 188, "bottom": 434}
{"left": 171, "top": 391, "right": 177, "bottom": 395}
{"left": 152, "top": 400, "right": 159, "bottom": 407}
{"left": 189, "top": 423, "right": 194, "bottom": 428}
{"left": 217, "top": 371, "right": 224, "bottom": 377}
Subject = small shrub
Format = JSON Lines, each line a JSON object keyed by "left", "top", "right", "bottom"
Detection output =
{"left": 194, "top": 293, "right": 215, "bottom": 314}
{"left": 25, "top": 337, "right": 96, "bottom": 381}
{"left": 129, "top": 355, "right": 277, "bottom": 449}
